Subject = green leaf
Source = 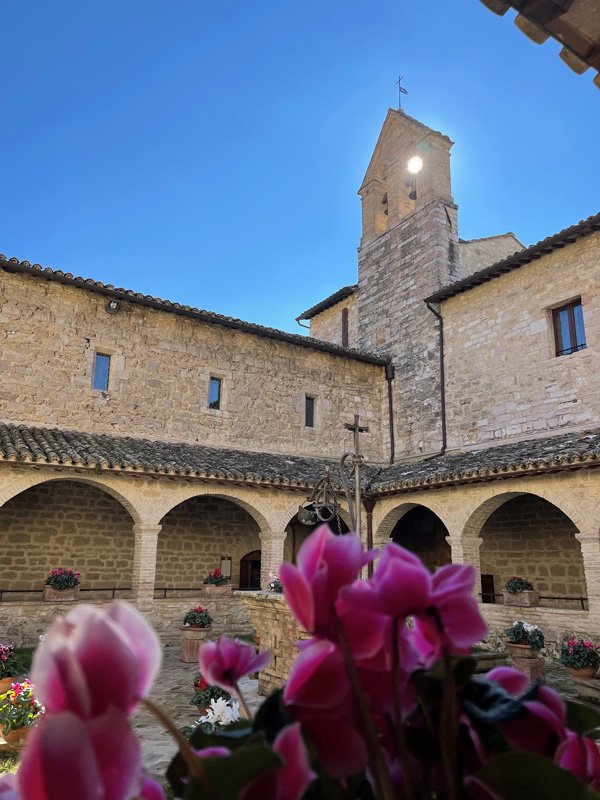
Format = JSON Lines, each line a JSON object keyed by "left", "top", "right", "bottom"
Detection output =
{"left": 184, "top": 742, "right": 283, "bottom": 800}
{"left": 565, "top": 699, "right": 600, "bottom": 735}
{"left": 475, "top": 751, "right": 599, "bottom": 800}
{"left": 252, "top": 688, "right": 290, "bottom": 743}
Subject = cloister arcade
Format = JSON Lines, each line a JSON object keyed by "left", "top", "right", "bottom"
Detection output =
{"left": 1, "top": 465, "right": 600, "bottom": 643}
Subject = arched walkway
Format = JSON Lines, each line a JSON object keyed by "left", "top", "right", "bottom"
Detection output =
{"left": 157, "top": 495, "right": 261, "bottom": 591}
{"left": 476, "top": 493, "right": 586, "bottom": 607}
{"left": 0, "top": 479, "right": 135, "bottom": 595}
{"left": 389, "top": 506, "right": 451, "bottom": 572}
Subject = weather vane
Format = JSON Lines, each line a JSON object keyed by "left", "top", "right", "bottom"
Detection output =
{"left": 396, "top": 75, "right": 408, "bottom": 110}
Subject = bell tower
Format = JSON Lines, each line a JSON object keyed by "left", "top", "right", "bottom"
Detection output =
{"left": 357, "top": 109, "right": 462, "bottom": 459}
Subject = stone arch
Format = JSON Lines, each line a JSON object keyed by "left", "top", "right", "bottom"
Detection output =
{"left": 461, "top": 486, "right": 587, "bottom": 543}
{"left": 0, "top": 477, "right": 137, "bottom": 594}
{"left": 374, "top": 500, "right": 454, "bottom": 548}
{"left": 0, "top": 472, "right": 144, "bottom": 525}
{"left": 464, "top": 491, "right": 586, "bottom": 608}
{"left": 156, "top": 485, "right": 273, "bottom": 535}
{"left": 156, "top": 490, "right": 266, "bottom": 591}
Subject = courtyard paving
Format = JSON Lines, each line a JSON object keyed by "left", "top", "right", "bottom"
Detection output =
{"left": 132, "top": 644, "right": 263, "bottom": 781}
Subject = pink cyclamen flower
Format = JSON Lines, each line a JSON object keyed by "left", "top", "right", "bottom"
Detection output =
{"left": 555, "top": 731, "right": 600, "bottom": 792}
{"left": 18, "top": 708, "right": 141, "bottom": 800}
{"left": 0, "top": 775, "right": 19, "bottom": 800}
{"left": 199, "top": 636, "right": 271, "bottom": 692}
{"left": 280, "top": 524, "right": 375, "bottom": 638}
{"left": 414, "top": 563, "right": 488, "bottom": 656}
{"left": 139, "top": 778, "right": 166, "bottom": 800}
{"left": 241, "top": 723, "right": 316, "bottom": 800}
{"left": 31, "top": 601, "right": 162, "bottom": 719}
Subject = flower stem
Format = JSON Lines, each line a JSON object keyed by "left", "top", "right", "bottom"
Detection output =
{"left": 391, "top": 618, "right": 417, "bottom": 800}
{"left": 143, "top": 698, "right": 219, "bottom": 800}
{"left": 333, "top": 613, "right": 395, "bottom": 800}
{"left": 233, "top": 681, "right": 252, "bottom": 719}
{"left": 440, "top": 650, "right": 459, "bottom": 800}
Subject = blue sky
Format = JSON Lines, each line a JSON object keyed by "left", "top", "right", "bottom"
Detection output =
{"left": 1, "top": 0, "right": 598, "bottom": 333}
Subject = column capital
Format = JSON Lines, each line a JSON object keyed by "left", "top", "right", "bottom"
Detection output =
{"left": 575, "top": 531, "right": 600, "bottom": 543}
{"left": 132, "top": 523, "right": 162, "bottom": 536}
{"left": 259, "top": 529, "right": 287, "bottom": 543}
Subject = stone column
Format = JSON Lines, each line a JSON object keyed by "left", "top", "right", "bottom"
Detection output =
{"left": 575, "top": 532, "right": 600, "bottom": 616}
{"left": 446, "top": 532, "right": 483, "bottom": 600}
{"left": 132, "top": 524, "right": 162, "bottom": 610}
{"left": 259, "top": 530, "right": 287, "bottom": 589}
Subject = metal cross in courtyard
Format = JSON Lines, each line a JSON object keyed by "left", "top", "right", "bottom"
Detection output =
{"left": 343, "top": 414, "right": 369, "bottom": 539}
{"left": 396, "top": 75, "right": 408, "bottom": 109}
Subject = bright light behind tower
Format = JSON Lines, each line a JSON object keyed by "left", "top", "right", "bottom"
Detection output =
{"left": 407, "top": 155, "right": 423, "bottom": 175}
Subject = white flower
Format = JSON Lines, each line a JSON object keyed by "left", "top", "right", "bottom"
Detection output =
{"left": 203, "top": 697, "right": 241, "bottom": 727}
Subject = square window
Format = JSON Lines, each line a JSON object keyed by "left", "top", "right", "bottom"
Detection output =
{"left": 209, "top": 377, "right": 222, "bottom": 410}
{"left": 92, "top": 353, "right": 111, "bottom": 391}
{"left": 552, "top": 300, "right": 587, "bottom": 356}
{"left": 305, "top": 395, "right": 315, "bottom": 428}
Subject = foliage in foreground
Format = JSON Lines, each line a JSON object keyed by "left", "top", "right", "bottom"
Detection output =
{"left": 1, "top": 526, "right": 600, "bottom": 800}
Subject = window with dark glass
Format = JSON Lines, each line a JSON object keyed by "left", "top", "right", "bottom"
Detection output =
{"left": 553, "top": 300, "right": 586, "bottom": 356}
{"left": 305, "top": 395, "right": 315, "bottom": 428}
{"left": 209, "top": 377, "right": 222, "bottom": 410}
{"left": 92, "top": 353, "right": 111, "bottom": 391}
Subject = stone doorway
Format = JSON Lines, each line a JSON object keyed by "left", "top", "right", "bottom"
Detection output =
{"left": 239, "top": 550, "right": 261, "bottom": 589}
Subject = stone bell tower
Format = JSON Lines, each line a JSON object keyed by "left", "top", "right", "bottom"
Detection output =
{"left": 357, "top": 109, "right": 464, "bottom": 460}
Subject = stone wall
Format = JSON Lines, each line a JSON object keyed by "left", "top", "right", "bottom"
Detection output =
{"left": 480, "top": 495, "right": 586, "bottom": 604}
{"left": 309, "top": 294, "right": 359, "bottom": 349}
{"left": 0, "top": 270, "right": 387, "bottom": 463}
{"left": 357, "top": 199, "right": 462, "bottom": 458}
{"left": 0, "top": 480, "right": 134, "bottom": 591}
{"left": 240, "top": 591, "right": 309, "bottom": 695}
{"left": 0, "top": 595, "right": 253, "bottom": 648}
{"left": 157, "top": 496, "right": 261, "bottom": 589}
{"left": 443, "top": 232, "right": 600, "bottom": 448}
{"left": 458, "top": 233, "right": 522, "bottom": 276}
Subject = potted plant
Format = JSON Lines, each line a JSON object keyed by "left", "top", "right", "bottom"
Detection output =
{"left": 0, "top": 679, "right": 44, "bottom": 750}
{"left": 200, "top": 568, "right": 231, "bottom": 597}
{"left": 560, "top": 637, "right": 600, "bottom": 680}
{"left": 191, "top": 672, "right": 231, "bottom": 716}
{"left": 267, "top": 573, "right": 283, "bottom": 593}
{"left": 181, "top": 607, "right": 213, "bottom": 663}
{"left": 183, "top": 607, "right": 213, "bottom": 629}
{"left": 0, "top": 644, "right": 18, "bottom": 694}
{"left": 504, "top": 620, "right": 545, "bottom": 659}
{"left": 43, "top": 568, "right": 81, "bottom": 602}
{"left": 502, "top": 576, "right": 539, "bottom": 607}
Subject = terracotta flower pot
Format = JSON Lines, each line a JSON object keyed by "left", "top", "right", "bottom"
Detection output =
{"left": 196, "top": 704, "right": 210, "bottom": 716}
{"left": 566, "top": 666, "right": 599, "bottom": 680}
{"left": 2, "top": 726, "right": 29, "bottom": 751}
{"left": 180, "top": 626, "right": 212, "bottom": 663}
{"left": 502, "top": 590, "right": 539, "bottom": 607}
{"left": 504, "top": 642, "right": 539, "bottom": 660}
{"left": 200, "top": 584, "right": 232, "bottom": 597}
{"left": 0, "top": 676, "right": 15, "bottom": 694}
{"left": 43, "top": 585, "right": 80, "bottom": 602}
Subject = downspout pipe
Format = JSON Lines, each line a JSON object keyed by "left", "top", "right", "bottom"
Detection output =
{"left": 385, "top": 364, "right": 396, "bottom": 465}
{"left": 425, "top": 301, "right": 447, "bottom": 457}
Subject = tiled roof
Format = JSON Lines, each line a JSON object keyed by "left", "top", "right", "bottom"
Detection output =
{"left": 296, "top": 285, "right": 358, "bottom": 321}
{"left": 0, "top": 424, "right": 341, "bottom": 489}
{"left": 370, "top": 428, "right": 600, "bottom": 494}
{"left": 2, "top": 423, "right": 600, "bottom": 496}
{"left": 479, "top": 0, "right": 600, "bottom": 90}
{"left": 426, "top": 211, "right": 600, "bottom": 304}
{"left": 0, "top": 257, "right": 388, "bottom": 367}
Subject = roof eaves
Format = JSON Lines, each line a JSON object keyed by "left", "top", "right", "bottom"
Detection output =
{"left": 0, "top": 258, "right": 387, "bottom": 366}
{"left": 296, "top": 285, "right": 358, "bottom": 321}
{"left": 426, "top": 211, "right": 600, "bottom": 304}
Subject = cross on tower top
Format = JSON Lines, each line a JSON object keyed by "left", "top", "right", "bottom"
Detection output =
{"left": 396, "top": 75, "right": 408, "bottom": 109}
